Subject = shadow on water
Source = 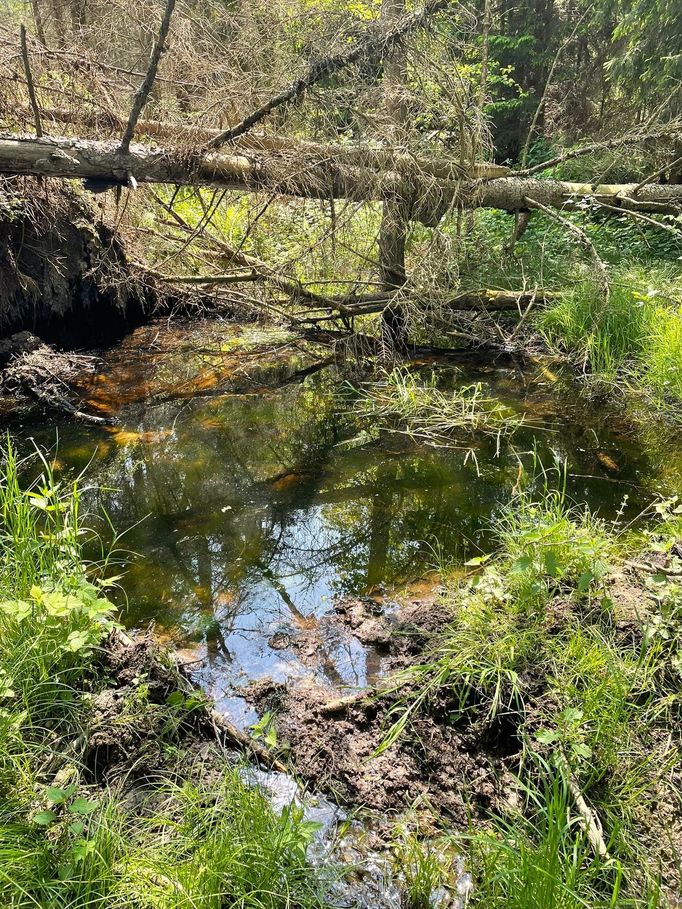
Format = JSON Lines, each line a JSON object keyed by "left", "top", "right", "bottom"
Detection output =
{"left": 7, "top": 321, "right": 682, "bottom": 725}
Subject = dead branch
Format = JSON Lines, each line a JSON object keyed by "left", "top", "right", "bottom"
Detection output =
{"left": 1, "top": 333, "right": 113, "bottom": 425}
{"left": 594, "top": 200, "right": 682, "bottom": 239}
{"left": 19, "top": 25, "right": 42, "bottom": 138}
{"left": 524, "top": 196, "right": 610, "bottom": 298}
{"left": 120, "top": 0, "right": 177, "bottom": 154}
{"left": 632, "top": 154, "right": 682, "bottom": 195}
{"left": 513, "top": 123, "right": 682, "bottom": 178}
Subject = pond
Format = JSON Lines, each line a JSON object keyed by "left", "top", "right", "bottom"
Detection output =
{"left": 8, "top": 319, "right": 682, "bottom": 727}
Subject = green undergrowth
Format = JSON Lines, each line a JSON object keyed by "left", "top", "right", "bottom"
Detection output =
{"left": 382, "top": 473, "right": 682, "bottom": 906}
{"left": 0, "top": 442, "right": 328, "bottom": 909}
{"left": 538, "top": 270, "right": 682, "bottom": 409}
{"left": 457, "top": 208, "right": 682, "bottom": 414}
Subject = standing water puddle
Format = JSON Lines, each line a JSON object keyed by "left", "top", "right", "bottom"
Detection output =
{"left": 6, "top": 319, "right": 682, "bottom": 905}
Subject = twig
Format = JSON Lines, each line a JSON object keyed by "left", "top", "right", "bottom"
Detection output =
{"left": 135, "top": 263, "right": 261, "bottom": 285}
{"left": 632, "top": 154, "right": 682, "bottom": 195}
{"left": 120, "top": 0, "right": 176, "bottom": 154}
{"left": 511, "top": 123, "right": 682, "bottom": 179}
{"left": 524, "top": 195, "right": 609, "bottom": 299}
{"left": 520, "top": 10, "right": 588, "bottom": 168}
{"left": 625, "top": 559, "right": 682, "bottom": 577}
{"left": 19, "top": 24, "right": 42, "bottom": 138}
{"left": 318, "top": 690, "right": 375, "bottom": 715}
{"left": 595, "top": 200, "right": 682, "bottom": 239}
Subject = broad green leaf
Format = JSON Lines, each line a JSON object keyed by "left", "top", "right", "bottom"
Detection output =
{"left": 69, "top": 798, "right": 98, "bottom": 815}
{"left": 465, "top": 554, "right": 492, "bottom": 567}
{"left": 577, "top": 571, "right": 595, "bottom": 593}
{"left": 573, "top": 743, "right": 593, "bottom": 759}
{"left": 34, "top": 810, "right": 57, "bottom": 826}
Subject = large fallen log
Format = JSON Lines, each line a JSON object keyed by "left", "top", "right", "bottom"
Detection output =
{"left": 2, "top": 134, "right": 682, "bottom": 220}
{"left": 474, "top": 176, "right": 682, "bottom": 216}
{"left": 12, "top": 106, "right": 507, "bottom": 182}
{"left": 324, "top": 287, "right": 558, "bottom": 315}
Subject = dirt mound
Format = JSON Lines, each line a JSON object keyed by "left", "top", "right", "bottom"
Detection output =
{"left": 249, "top": 676, "right": 512, "bottom": 825}
{"left": 0, "top": 178, "right": 155, "bottom": 346}
{"left": 84, "top": 629, "right": 217, "bottom": 784}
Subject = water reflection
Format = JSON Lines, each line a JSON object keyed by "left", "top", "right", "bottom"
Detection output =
{"left": 9, "top": 323, "right": 682, "bottom": 719}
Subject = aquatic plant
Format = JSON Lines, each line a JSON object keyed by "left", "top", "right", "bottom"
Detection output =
{"left": 354, "top": 366, "right": 521, "bottom": 449}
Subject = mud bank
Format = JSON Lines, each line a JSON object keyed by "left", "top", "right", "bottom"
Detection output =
{"left": 242, "top": 553, "right": 682, "bottom": 894}
{"left": 74, "top": 628, "right": 473, "bottom": 908}
{"left": 0, "top": 178, "right": 156, "bottom": 346}
{"left": 246, "top": 594, "right": 515, "bottom": 825}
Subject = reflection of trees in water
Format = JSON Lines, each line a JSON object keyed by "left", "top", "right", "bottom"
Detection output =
{"left": 64, "top": 382, "right": 523, "bottom": 645}
{"left": 83, "top": 384, "right": 354, "bottom": 633}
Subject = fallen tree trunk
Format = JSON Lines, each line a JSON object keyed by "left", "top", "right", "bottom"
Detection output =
{"left": 14, "top": 106, "right": 508, "bottom": 181}
{"left": 2, "top": 135, "right": 682, "bottom": 219}
{"left": 473, "top": 175, "right": 682, "bottom": 216}
{"left": 324, "top": 287, "right": 558, "bottom": 316}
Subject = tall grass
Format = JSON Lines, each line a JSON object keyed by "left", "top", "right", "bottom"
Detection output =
{"left": 0, "top": 438, "right": 88, "bottom": 596}
{"left": 0, "top": 774, "right": 327, "bottom": 909}
{"left": 379, "top": 481, "right": 615, "bottom": 751}
{"left": 465, "top": 772, "right": 656, "bottom": 909}
{"left": 538, "top": 275, "right": 682, "bottom": 409}
{"left": 379, "top": 477, "right": 680, "bottom": 902}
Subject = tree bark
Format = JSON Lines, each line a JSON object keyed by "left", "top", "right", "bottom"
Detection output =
{"left": 13, "top": 105, "right": 508, "bottom": 182}
{"left": 379, "top": 0, "right": 409, "bottom": 350}
{"left": 2, "top": 135, "right": 682, "bottom": 219}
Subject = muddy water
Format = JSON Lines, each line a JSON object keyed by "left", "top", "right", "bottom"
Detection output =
{"left": 9, "top": 320, "right": 682, "bottom": 727}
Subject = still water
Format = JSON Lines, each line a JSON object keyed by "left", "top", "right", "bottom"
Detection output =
{"left": 9, "top": 320, "right": 682, "bottom": 722}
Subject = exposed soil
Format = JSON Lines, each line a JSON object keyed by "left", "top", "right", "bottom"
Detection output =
{"left": 82, "top": 629, "right": 234, "bottom": 790}
{"left": 244, "top": 557, "right": 682, "bottom": 893}
{"left": 0, "top": 178, "right": 153, "bottom": 347}
{"left": 246, "top": 594, "right": 521, "bottom": 826}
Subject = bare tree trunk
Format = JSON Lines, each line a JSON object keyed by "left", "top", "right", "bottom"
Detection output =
{"left": 49, "top": 0, "right": 67, "bottom": 47}
{"left": 379, "top": 0, "right": 409, "bottom": 351}
{"left": 30, "top": 0, "right": 47, "bottom": 46}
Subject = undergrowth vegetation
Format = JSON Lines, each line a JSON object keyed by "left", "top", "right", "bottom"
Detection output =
{"left": 0, "top": 443, "right": 328, "bottom": 909}
{"left": 2, "top": 433, "right": 681, "bottom": 908}
{"left": 460, "top": 208, "right": 682, "bottom": 414}
{"left": 382, "top": 472, "right": 682, "bottom": 906}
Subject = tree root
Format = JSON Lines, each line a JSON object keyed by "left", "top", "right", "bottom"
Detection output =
{"left": 1, "top": 332, "right": 114, "bottom": 424}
